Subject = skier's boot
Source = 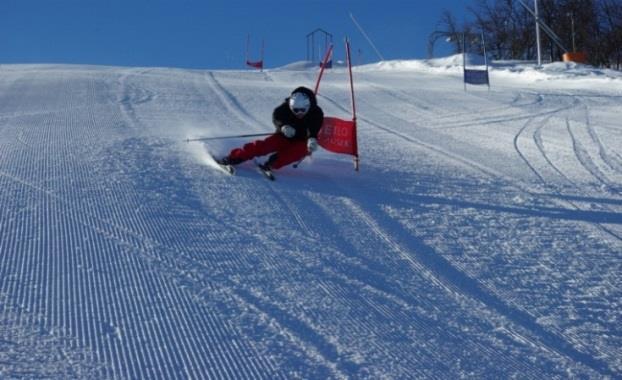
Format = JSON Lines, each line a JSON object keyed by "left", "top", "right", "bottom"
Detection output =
{"left": 257, "top": 162, "right": 271, "bottom": 171}
{"left": 217, "top": 156, "right": 244, "bottom": 166}
{"left": 257, "top": 160, "right": 275, "bottom": 181}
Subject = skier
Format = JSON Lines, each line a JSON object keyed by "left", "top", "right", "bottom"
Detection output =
{"left": 218, "top": 86, "right": 323, "bottom": 172}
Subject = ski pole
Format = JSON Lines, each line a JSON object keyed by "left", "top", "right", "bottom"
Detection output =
{"left": 185, "top": 132, "right": 272, "bottom": 143}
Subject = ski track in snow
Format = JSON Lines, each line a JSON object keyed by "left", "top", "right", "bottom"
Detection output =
{"left": 322, "top": 83, "right": 620, "bottom": 375}
{"left": 0, "top": 63, "right": 621, "bottom": 379}
{"left": 511, "top": 91, "right": 622, "bottom": 242}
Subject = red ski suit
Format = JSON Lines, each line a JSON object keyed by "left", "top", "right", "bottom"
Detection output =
{"left": 228, "top": 134, "right": 309, "bottom": 169}
{"left": 228, "top": 87, "right": 324, "bottom": 169}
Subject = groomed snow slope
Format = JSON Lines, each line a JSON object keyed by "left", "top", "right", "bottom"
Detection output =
{"left": 0, "top": 58, "right": 621, "bottom": 378}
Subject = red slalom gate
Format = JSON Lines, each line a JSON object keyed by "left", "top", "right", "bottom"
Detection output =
{"left": 314, "top": 39, "right": 359, "bottom": 170}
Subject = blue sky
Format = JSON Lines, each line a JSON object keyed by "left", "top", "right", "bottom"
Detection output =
{"left": 1, "top": 0, "right": 470, "bottom": 69}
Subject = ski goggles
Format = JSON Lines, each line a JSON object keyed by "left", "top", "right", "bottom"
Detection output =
{"left": 292, "top": 107, "right": 308, "bottom": 115}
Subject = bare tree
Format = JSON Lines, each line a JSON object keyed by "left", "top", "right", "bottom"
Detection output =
{"left": 428, "top": 10, "right": 465, "bottom": 57}
{"left": 599, "top": 0, "right": 622, "bottom": 68}
{"left": 433, "top": 0, "right": 622, "bottom": 68}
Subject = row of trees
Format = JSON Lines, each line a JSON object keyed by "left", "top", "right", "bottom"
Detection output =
{"left": 430, "top": 0, "right": 622, "bottom": 68}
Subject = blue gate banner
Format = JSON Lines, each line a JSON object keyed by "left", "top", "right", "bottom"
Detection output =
{"left": 464, "top": 69, "right": 489, "bottom": 85}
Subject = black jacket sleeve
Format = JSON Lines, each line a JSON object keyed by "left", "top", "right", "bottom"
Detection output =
{"left": 272, "top": 102, "right": 289, "bottom": 131}
{"left": 305, "top": 107, "right": 324, "bottom": 139}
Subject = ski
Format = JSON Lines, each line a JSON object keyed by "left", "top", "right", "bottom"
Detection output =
{"left": 205, "top": 151, "right": 235, "bottom": 176}
{"left": 256, "top": 162, "right": 275, "bottom": 181}
{"left": 215, "top": 162, "right": 235, "bottom": 175}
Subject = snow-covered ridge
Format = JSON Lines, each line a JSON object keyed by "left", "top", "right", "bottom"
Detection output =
{"left": 354, "top": 54, "right": 622, "bottom": 84}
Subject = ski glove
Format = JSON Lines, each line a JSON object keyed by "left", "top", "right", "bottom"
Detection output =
{"left": 281, "top": 125, "right": 296, "bottom": 138}
{"left": 307, "top": 137, "right": 318, "bottom": 153}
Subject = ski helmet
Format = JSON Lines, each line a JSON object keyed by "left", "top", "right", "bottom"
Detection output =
{"left": 288, "top": 91, "right": 311, "bottom": 117}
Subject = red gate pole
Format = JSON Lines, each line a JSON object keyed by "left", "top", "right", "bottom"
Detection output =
{"left": 314, "top": 44, "right": 333, "bottom": 95}
{"left": 345, "top": 38, "right": 359, "bottom": 171}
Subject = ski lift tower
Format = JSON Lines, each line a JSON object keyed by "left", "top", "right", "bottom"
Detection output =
{"left": 306, "top": 28, "right": 333, "bottom": 67}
